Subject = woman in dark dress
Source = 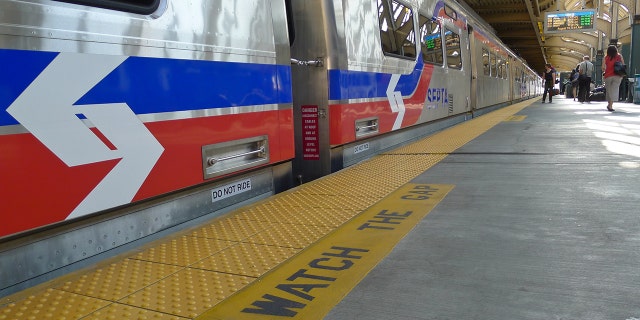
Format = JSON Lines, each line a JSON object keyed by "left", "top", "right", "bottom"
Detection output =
{"left": 541, "top": 63, "right": 555, "bottom": 103}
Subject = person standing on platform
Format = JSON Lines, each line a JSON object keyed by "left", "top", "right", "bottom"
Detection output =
{"left": 541, "top": 63, "right": 555, "bottom": 103}
{"left": 570, "top": 65, "right": 579, "bottom": 101}
{"left": 577, "top": 55, "right": 593, "bottom": 103}
{"left": 602, "top": 45, "right": 625, "bottom": 112}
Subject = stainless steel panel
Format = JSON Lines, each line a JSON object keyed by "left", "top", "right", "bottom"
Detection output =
{"left": 344, "top": 0, "right": 418, "bottom": 73}
{"left": 0, "top": 0, "right": 278, "bottom": 63}
{"left": 342, "top": 139, "right": 382, "bottom": 167}
{"left": 290, "top": 0, "right": 332, "bottom": 182}
{"left": 270, "top": 0, "right": 293, "bottom": 66}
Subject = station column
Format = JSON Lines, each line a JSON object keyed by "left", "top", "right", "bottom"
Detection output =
{"left": 632, "top": 14, "right": 640, "bottom": 102}
{"left": 631, "top": 14, "right": 640, "bottom": 76}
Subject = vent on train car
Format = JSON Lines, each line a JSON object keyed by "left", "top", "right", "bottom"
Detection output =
{"left": 355, "top": 117, "right": 379, "bottom": 138}
{"left": 202, "top": 136, "right": 270, "bottom": 179}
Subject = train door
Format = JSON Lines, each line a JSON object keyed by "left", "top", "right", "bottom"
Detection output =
{"left": 507, "top": 56, "right": 514, "bottom": 103}
{"left": 468, "top": 25, "right": 478, "bottom": 111}
{"left": 441, "top": 9, "right": 471, "bottom": 115}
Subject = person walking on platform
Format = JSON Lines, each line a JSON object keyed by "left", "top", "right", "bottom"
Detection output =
{"left": 541, "top": 63, "right": 555, "bottom": 103}
{"left": 602, "top": 45, "right": 625, "bottom": 112}
{"left": 577, "top": 55, "right": 593, "bottom": 103}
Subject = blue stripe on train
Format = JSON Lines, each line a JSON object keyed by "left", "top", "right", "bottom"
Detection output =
{"left": 328, "top": 56, "right": 423, "bottom": 101}
{"left": 0, "top": 49, "right": 292, "bottom": 126}
{"left": 0, "top": 50, "right": 58, "bottom": 126}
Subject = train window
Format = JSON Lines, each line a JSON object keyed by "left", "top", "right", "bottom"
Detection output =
{"left": 490, "top": 51, "right": 497, "bottom": 77}
{"left": 54, "top": 0, "right": 160, "bottom": 14}
{"left": 444, "top": 5, "right": 457, "bottom": 20}
{"left": 419, "top": 15, "right": 443, "bottom": 65}
{"left": 497, "top": 56, "right": 504, "bottom": 78}
{"left": 285, "top": 0, "right": 295, "bottom": 46}
{"left": 501, "top": 57, "right": 508, "bottom": 79}
{"left": 482, "top": 48, "right": 490, "bottom": 76}
{"left": 377, "top": 0, "right": 417, "bottom": 59}
{"left": 444, "top": 29, "right": 461, "bottom": 69}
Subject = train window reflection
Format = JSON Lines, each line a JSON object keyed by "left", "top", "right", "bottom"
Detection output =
{"left": 482, "top": 48, "right": 490, "bottom": 76}
{"left": 444, "top": 29, "right": 462, "bottom": 69}
{"left": 54, "top": 0, "right": 160, "bottom": 14}
{"left": 498, "top": 56, "right": 507, "bottom": 79}
{"left": 490, "top": 50, "right": 497, "bottom": 76}
{"left": 419, "top": 15, "right": 443, "bottom": 66}
{"left": 377, "top": 0, "right": 417, "bottom": 59}
{"left": 444, "top": 5, "right": 458, "bottom": 20}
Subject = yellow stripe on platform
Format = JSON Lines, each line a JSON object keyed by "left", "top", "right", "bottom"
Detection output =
{"left": 197, "top": 183, "right": 454, "bottom": 320}
{"left": 504, "top": 115, "right": 527, "bottom": 122}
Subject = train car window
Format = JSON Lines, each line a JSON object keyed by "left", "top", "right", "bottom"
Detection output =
{"left": 419, "top": 15, "right": 443, "bottom": 65}
{"left": 444, "top": 5, "right": 457, "bottom": 20}
{"left": 444, "top": 29, "right": 461, "bottom": 69}
{"left": 285, "top": 0, "right": 295, "bottom": 46}
{"left": 54, "top": 0, "right": 160, "bottom": 14}
{"left": 490, "top": 51, "right": 497, "bottom": 77}
{"left": 497, "top": 56, "right": 504, "bottom": 78}
{"left": 482, "top": 48, "right": 490, "bottom": 76}
{"left": 502, "top": 57, "right": 508, "bottom": 79}
{"left": 377, "top": 0, "right": 417, "bottom": 59}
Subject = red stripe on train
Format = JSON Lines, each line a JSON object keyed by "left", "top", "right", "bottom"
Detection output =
{"left": 0, "top": 109, "right": 293, "bottom": 237}
{"left": 329, "top": 64, "right": 433, "bottom": 145}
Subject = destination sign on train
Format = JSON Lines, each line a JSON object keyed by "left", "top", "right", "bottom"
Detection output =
{"left": 544, "top": 10, "right": 596, "bottom": 33}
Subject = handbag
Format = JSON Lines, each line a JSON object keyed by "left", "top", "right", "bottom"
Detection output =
{"left": 571, "top": 72, "right": 579, "bottom": 82}
{"left": 613, "top": 61, "right": 627, "bottom": 76}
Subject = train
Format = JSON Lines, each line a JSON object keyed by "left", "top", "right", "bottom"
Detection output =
{"left": 0, "top": 0, "right": 541, "bottom": 295}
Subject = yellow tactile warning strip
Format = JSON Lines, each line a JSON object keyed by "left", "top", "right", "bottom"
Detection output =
{"left": 504, "top": 115, "right": 527, "bottom": 122}
{"left": 57, "top": 259, "right": 182, "bottom": 301}
{"left": 0, "top": 98, "right": 535, "bottom": 320}
{"left": 119, "top": 268, "right": 253, "bottom": 318}
{"left": 199, "top": 183, "right": 454, "bottom": 319}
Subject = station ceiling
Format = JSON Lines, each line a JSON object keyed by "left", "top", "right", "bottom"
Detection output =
{"left": 459, "top": 0, "right": 635, "bottom": 73}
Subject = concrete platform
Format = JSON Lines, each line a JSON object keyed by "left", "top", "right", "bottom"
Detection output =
{"left": 327, "top": 97, "right": 640, "bottom": 320}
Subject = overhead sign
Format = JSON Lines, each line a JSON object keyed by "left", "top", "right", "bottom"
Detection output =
{"left": 544, "top": 10, "right": 596, "bottom": 34}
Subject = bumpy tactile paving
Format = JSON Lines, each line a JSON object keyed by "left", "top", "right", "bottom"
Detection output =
{"left": 56, "top": 259, "right": 181, "bottom": 301}
{"left": 0, "top": 289, "right": 109, "bottom": 320}
{"left": 131, "top": 236, "right": 235, "bottom": 266}
{"left": 188, "top": 218, "right": 269, "bottom": 241}
{"left": 82, "top": 303, "right": 188, "bottom": 320}
{"left": 241, "top": 222, "right": 334, "bottom": 249}
{"left": 119, "top": 268, "right": 253, "bottom": 318}
{"left": 193, "top": 242, "right": 300, "bottom": 277}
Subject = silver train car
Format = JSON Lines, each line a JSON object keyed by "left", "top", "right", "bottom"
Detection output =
{"left": 289, "top": 0, "right": 542, "bottom": 181}
{"left": 0, "top": 0, "right": 541, "bottom": 296}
